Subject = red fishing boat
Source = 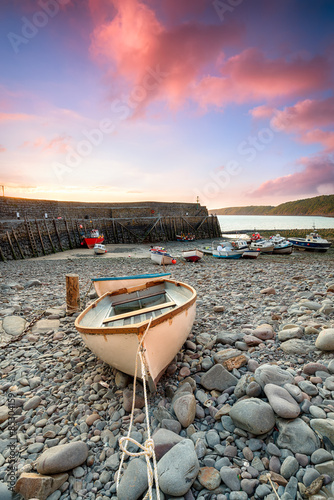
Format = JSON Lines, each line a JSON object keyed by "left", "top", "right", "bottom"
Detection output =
{"left": 80, "top": 229, "right": 104, "bottom": 249}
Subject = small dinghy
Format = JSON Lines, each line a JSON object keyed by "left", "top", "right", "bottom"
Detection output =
{"left": 182, "top": 249, "right": 204, "bottom": 262}
{"left": 74, "top": 279, "right": 197, "bottom": 390}
{"left": 94, "top": 244, "right": 107, "bottom": 255}
{"left": 92, "top": 273, "right": 171, "bottom": 296}
{"left": 150, "top": 251, "right": 176, "bottom": 265}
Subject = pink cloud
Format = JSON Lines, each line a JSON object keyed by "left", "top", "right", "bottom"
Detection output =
{"left": 0, "top": 112, "right": 31, "bottom": 122}
{"left": 249, "top": 155, "right": 334, "bottom": 197}
{"left": 21, "top": 135, "right": 71, "bottom": 154}
{"left": 249, "top": 105, "right": 275, "bottom": 119}
{"left": 0, "top": 145, "right": 6, "bottom": 152}
{"left": 89, "top": 0, "right": 242, "bottom": 111}
{"left": 193, "top": 49, "right": 333, "bottom": 109}
{"left": 271, "top": 96, "right": 334, "bottom": 132}
{"left": 302, "top": 129, "right": 334, "bottom": 152}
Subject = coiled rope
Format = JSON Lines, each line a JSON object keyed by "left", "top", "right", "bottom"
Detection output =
{"left": 116, "top": 318, "right": 160, "bottom": 499}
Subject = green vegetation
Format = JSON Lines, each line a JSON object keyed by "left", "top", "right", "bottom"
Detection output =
{"left": 211, "top": 195, "right": 334, "bottom": 216}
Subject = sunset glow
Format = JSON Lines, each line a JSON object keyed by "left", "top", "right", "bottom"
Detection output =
{"left": 1, "top": 0, "right": 333, "bottom": 208}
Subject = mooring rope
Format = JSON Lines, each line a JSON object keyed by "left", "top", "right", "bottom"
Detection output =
{"left": 116, "top": 318, "right": 160, "bottom": 500}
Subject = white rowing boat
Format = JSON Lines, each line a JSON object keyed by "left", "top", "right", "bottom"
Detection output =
{"left": 92, "top": 273, "right": 171, "bottom": 296}
{"left": 150, "top": 251, "right": 176, "bottom": 265}
{"left": 74, "top": 279, "right": 197, "bottom": 390}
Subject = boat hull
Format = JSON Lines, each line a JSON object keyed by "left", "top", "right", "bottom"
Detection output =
{"left": 150, "top": 252, "right": 175, "bottom": 265}
{"left": 182, "top": 249, "right": 204, "bottom": 262}
{"left": 212, "top": 250, "right": 241, "bottom": 259}
{"left": 250, "top": 242, "right": 274, "bottom": 254}
{"left": 242, "top": 250, "right": 260, "bottom": 259}
{"left": 92, "top": 273, "right": 171, "bottom": 296}
{"left": 288, "top": 239, "right": 331, "bottom": 252}
{"left": 75, "top": 280, "right": 196, "bottom": 389}
{"left": 81, "top": 236, "right": 104, "bottom": 249}
{"left": 273, "top": 245, "right": 293, "bottom": 255}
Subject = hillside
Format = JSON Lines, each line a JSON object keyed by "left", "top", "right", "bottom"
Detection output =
{"left": 210, "top": 195, "right": 334, "bottom": 216}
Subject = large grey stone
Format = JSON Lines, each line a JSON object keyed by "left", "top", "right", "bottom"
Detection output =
{"left": 32, "top": 319, "right": 60, "bottom": 333}
{"left": 200, "top": 364, "right": 238, "bottom": 391}
{"left": 310, "top": 418, "right": 334, "bottom": 446}
{"left": 229, "top": 398, "right": 275, "bottom": 435}
{"left": 220, "top": 466, "right": 241, "bottom": 491}
{"left": 152, "top": 428, "right": 184, "bottom": 460}
{"left": 173, "top": 393, "right": 196, "bottom": 427}
{"left": 280, "top": 339, "right": 316, "bottom": 355}
{"left": 264, "top": 384, "right": 300, "bottom": 418}
{"left": 117, "top": 458, "right": 148, "bottom": 500}
{"left": 2, "top": 315, "right": 27, "bottom": 335}
{"left": 315, "top": 328, "right": 334, "bottom": 351}
{"left": 277, "top": 327, "right": 303, "bottom": 342}
{"left": 157, "top": 439, "right": 199, "bottom": 496}
{"left": 276, "top": 418, "right": 319, "bottom": 454}
{"left": 255, "top": 364, "right": 294, "bottom": 388}
{"left": 36, "top": 442, "right": 89, "bottom": 474}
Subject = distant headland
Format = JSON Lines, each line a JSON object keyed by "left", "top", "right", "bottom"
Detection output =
{"left": 209, "top": 195, "right": 334, "bottom": 217}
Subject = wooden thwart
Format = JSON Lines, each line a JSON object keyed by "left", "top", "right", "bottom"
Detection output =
{"left": 102, "top": 301, "right": 176, "bottom": 324}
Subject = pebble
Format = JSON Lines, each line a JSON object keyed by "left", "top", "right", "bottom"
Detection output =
{"left": 0, "top": 248, "right": 333, "bottom": 499}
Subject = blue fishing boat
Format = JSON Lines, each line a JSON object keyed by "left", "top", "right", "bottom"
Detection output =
{"left": 288, "top": 231, "right": 331, "bottom": 252}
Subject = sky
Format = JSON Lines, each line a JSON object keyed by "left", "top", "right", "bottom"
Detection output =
{"left": 0, "top": 0, "right": 334, "bottom": 209}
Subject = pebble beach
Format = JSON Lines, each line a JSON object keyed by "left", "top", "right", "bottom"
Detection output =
{"left": 1, "top": 241, "right": 334, "bottom": 500}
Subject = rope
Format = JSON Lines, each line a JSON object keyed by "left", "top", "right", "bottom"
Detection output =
{"left": 266, "top": 473, "right": 281, "bottom": 500}
{"left": 116, "top": 318, "right": 160, "bottom": 500}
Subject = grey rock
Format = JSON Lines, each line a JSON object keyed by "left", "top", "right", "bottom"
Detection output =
{"left": 255, "top": 364, "right": 294, "bottom": 388}
{"left": 280, "top": 456, "right": 299, "bottom": 479}
{"left": 311, "top": 448, "right": 333, "bottom": 464}
{"left": 2, "top": 315, "right": 27, "bottom": 335}
{"left": 310, "top": 418, "right": 334, "bottom": 446}
{"left": 278, "top": 327, "right": 303, "bottom": 342}
{"left": 36, "top": 442, "right": 89, "bottom": 474}
{"left": 152, "top": 428, "right": 184, "bottom": 461}
{"left": 280, "top": 339, "right": 316, "bottom": 355}
{"left": 157, "top": 439, "right": 199, "bottom": 496}
{"left": 229, "top": 398, "right": 275, "bottom": 435}
{"left": 220, "top": 466, "right": 241, "bottom": 491}
{"left": 264, "top": 384, "right": 300, "bottom": 418}
{"left": 173, "top": 393, "right": 196, "bottom": 427}
{"left": 23, "top": 396, "right": 42, "bottom": 411}
{"left": 117, "top": 458, "right": 148, "bottom": 500}
{"left": 276, "top": 418, "right": 319, "bottom": 454}
{"left": 200, "top": 364, "right": 238, "bottom": 392}
{"left": 315, "top": 460, "right": 334, "bottom": 480}
{"left": 315, "top": 328, "right": 334, "bottom": 351}
{"left": 303, "top": 467, "right": 321, "bottom": 486}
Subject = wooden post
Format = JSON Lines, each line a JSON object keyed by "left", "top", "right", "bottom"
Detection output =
{"left": 53, "top": 219, "right": 64, "bottom": 251}
{"left": 64, "top": 218, "right": 73, "bottom": 249}
{"left": 0, "top": 243, "right": 7, "bottom": 262}
{"left": 66, "top": 274, "right": 80, "bottom": 314}
{"left": 35, "top": 220, "right": 46, "bottom": 255}
{"left": 12, "top": 229, "right": 25, "bottom": 259}
{"left": 44, "top": 220, "right": 56, "bottom": 253}
{"left": 6, "top": 231, "right": 17, "bottom": 260}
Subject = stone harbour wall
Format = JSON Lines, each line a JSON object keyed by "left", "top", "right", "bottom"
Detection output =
{"left": 0, "top": 197, "right": 207, "bottom": 220}
{"left": 0, "top": 215, "right": 221, "bottom": 261}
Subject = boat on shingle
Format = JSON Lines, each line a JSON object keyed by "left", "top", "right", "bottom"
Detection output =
{"left": 74, "top": 279, "right": 197, "bottom": 390}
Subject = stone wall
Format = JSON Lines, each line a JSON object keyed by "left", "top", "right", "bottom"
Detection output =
{"left": 0, "top": 197, "right": 207, "bottom": 220}
{"left": 0, "top": 215, "right": 221, "bottom": 261}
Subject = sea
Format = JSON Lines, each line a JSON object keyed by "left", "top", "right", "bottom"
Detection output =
{"left": 217, "top": 215, "right": 334, "bottom": 233}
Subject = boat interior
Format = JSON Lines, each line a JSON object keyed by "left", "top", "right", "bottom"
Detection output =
{"left": 79, "top": 281, "right": 192, "bottom": 329}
